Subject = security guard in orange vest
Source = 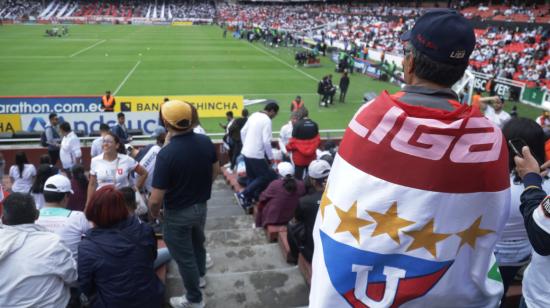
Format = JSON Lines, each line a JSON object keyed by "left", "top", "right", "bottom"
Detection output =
{"left": 290, "top": 96, "right": 304, "bottom": 112}
{"left": 101, "top": 90, "right": 116, "bottom": 112}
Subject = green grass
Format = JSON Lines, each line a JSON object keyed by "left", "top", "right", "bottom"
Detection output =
{"left": 0, "top": 24, "right": 541, "bottom": 135}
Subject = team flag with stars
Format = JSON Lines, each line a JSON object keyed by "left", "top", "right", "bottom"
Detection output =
{"left": 310, "top": 91, "right": 511, "bottom": 307}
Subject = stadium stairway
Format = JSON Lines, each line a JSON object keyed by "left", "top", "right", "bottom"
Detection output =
{"left": 164, "top": 176, "right": 310, "bottom": 308}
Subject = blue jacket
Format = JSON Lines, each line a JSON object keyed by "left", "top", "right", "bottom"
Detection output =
{"left": 78, "top": 217, "right": 164, "bottom": 308}
{"left": 111, "top": 124, "right": 129, "bottom": 144}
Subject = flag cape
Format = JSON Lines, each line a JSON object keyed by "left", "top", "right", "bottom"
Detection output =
{"left": 310, "top": 91, "right": 510, "bottom": 308}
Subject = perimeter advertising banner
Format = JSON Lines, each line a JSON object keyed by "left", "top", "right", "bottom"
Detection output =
{"left": 0, "top": 95, "right": 243, "bottom": 135}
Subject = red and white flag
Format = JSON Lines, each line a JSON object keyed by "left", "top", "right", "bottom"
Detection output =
{"left": 310, "top": 91, "right": 510, "bottom": 307}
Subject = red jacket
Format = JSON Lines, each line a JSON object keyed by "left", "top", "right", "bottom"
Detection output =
{"left": 286, "top": 134, "right": 321, "bottom": 167}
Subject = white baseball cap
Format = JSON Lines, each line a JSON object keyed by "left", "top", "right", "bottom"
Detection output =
{"left": 277, "top": 162, "right": 295, "bottom": 177}
{"left": 44, "top": 174, "right": 74, "bottom": 194}
{"left": 308, "top": 160, "right": 331, "bottom": 179}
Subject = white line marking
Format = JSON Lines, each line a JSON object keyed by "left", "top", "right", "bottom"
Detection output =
{"left": 69, "top": 39, "right": 106, "bottom": 58}
{"left": 113, "top": 60, "right": 141, "bottom": 95}
{"left": 248, "top": 42, "right": 319, "bottom": 82}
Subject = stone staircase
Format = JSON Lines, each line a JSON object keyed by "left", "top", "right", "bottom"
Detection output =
{"left": 164, "top": 177, "right": 310, "bottom": 308}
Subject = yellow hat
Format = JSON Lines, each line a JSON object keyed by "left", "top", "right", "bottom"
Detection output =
{"left": 161, "top": 100, "right": 194, "bottom": 130}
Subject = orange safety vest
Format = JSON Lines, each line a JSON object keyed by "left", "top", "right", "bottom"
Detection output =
{"left": 102, "top": 95, "right": 115, "bottom": 111}
{"left": 291, "top": 100, "right": 304, "bottom": 111}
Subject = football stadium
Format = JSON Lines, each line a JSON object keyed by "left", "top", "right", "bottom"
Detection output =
{"left": 0, "top": 1, "right": 549, "bottom": 307}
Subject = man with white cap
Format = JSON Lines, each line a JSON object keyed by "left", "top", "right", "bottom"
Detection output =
{"left": 36, "top": 174, "right": 91, "bottom": 260}
{"left": 148, "top": 100, "right": 219, "bottom": 308}
{"left": 288, "top": 159, "right": 331, "bottom": 263}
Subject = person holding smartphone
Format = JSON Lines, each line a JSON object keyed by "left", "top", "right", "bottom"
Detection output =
{"left": 511, "top": 141, "right": 550, "bottom": 308}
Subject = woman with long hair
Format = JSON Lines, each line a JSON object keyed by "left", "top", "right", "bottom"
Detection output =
{"left": 68, "top": 164, "right": 88, "bottom": 211}
{"left": 30, "top": 164, "right": 57, "bottom": 209}
{"left": 78, "top": 186, "right": 164, "bottom": 307}
{"left": 9, "top": 151, "right": 36, "bottom": 193}
{"left": 256, "top": 162, "right": 306, "bottom": 227}
{"left": 86, "top": 132, "right": 147, "bottom": 205}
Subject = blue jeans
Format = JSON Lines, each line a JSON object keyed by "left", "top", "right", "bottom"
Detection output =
{"left": 519, "top": 297, "right": 528, "bottom": 308}
{"left": 242, "top": 156, "right": 277, "bottom": 201}
{"left": 154, "top": 247, "right": 172, "bottom": 269}
{"left": 163, "top": 203, "right": 207, "bottom": 303}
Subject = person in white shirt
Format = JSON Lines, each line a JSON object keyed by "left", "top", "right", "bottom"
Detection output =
{"left": 235, "top": 102, "right": 279, "bottom": 209}
{"left": 59, "top": 122, "right": 82, "bottom": 173}
{"left": 128, "top": 133, "right": 165, "bottom": 193}
{"left": 87, "top": 132, "right": 148, "bottom": 205}
{"left": 90, "top": 123, "right": 111, "bottom": 158}
{"left": 36, "top": 174, "right": 91, "bottom": 260}
{"left": 278, "top": 113, "right": 297, "bottom": 162}
{"left": 480, "top": 95, "right": 512, "bottom": 129}
{"left": 9, "top": 151, "right": 36, "bottom": 193}
{"left": 30, "top": 164, "right": 58, "bottom": 210}
{"left": 0, "top": 193, "right": 77, "bottom": 308}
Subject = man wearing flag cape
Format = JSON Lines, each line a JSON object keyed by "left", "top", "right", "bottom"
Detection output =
{"left": 310, "top": 9, "right": 510, "bottom": 308}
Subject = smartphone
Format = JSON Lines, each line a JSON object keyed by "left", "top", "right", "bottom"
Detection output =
{"left": 508, "top": 138, "right": 528, "bottom": 157}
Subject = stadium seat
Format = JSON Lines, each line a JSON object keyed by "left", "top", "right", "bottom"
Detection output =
{"left": 0, "top": 132, "right": 13, "bottom": 139}
{"left": 13, "top": 131, "right": 42, "bottom": 139}
{"left": 127, "top": 128, "right": 143, "bottom": 136}
{"left": 74, "top": 130, "right": 86, "bottom": 137}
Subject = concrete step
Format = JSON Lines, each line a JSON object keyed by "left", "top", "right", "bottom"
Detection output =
{"left": 206, "top": 243, "right": 293, "bottom": 274}
{"left": 205, "top": 215, "right": 254, "bottom": 231}
{"left": 205, "top": 228, "right": 268, "bottom": 249}
{"left": 166, "top": 267, "right": 309, "bottom": 308}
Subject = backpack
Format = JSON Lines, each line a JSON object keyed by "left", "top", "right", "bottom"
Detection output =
{"left": 40, "top": 128, "right": 48, "bottom": 147}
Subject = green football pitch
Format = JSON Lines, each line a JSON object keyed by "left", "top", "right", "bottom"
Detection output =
{"left": 0, "top": 24, "right": 537, "bottom": 134}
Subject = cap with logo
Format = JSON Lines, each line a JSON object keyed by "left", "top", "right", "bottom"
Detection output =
{"left": 277, "top": 162, "right": 295, "bottom": 177}
{"left": 44, "top": 174, "right": 74, "bottom": 194}
{"left": 400, "top": 9, "right": 476, "bottom": 65}
{"left": 161, "top": 100, "right": 195, "bottom": 130}
{"left": 308, "top": 159, "right": 331, "bottom": 179}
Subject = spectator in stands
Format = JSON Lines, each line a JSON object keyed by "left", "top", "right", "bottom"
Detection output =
{"left": 59, "top": 122, "right": 82, "bottom": 175}
{"left": 39, "top": 154, "right": 59, "bottom": 174}
{"left": 536, "top": 110, "right": 550, "bottom": 135}
{"left": 291, "top": 95, "right": 304, "bottom": 112}
{"left": 128, "top": 132, "right": 165, "bottom": 194}
{"left": 235, "top": 102, "right": 279, "bottom": 209}
{"left": 112, "top": 112, "right": 131, "bottom": 144}
{"left": 148, "top": 100, "right": 219, "bottom": 308}
{"left": 339, "top": 72, "right": 350, "bottom": 103}
{"left": 480, "top": 96, "right": 512, "bottom": 129}
{"left": 30, "top": 164, "right": 57, "bottom": 210}
{"left": 310, "top": 9, "right": 510, "bottom": 307}
{"left": 227, "top": 108, "right": 249, "bottom": 170}
{"left": 68, "top": 164, "right": 87, "bottom": 211}
{"left": 220, "top": 111, "right": 235, "bottom": 168}
{"left": 9, "top": 151, "right": 36, "bottom": 193}
{"left": 79, "top": 186, "right": 164, "bottom": 308}
{"left": 496, "top": 118, "right": 547, "bottom": 307}
{"left": 36, "top": 174, "right": 90, "bottom": 260}
{"left": 101, "top": 90, "right": 115, "bottom": 112}
{"left": 288, "top": 159, "right": 331, "bottom": 262}
{"left": 45, "top": 112, "right": 61, "bottom": 165}
{"left": 90, "top": 123, "right": 111, "bottom": 158}
{"left": 87, "top": 132, "right": 147, "bottom": 204}
{"left": 0, "top": 193, "right": 77, "bottom": 308}
{"left": 256, "top": 162, "right": 306, "bottom": 228}
{"left": 278, "top": 113, "right": 296, "bottom": 162}
{"left": 0, "top": 152, "right": 4, "bottom": 180}
{"left": 286, "top": 108, "right": 320, "bottom": 179}
{"left": 512, "top": 146, "right": 550, "bottom": 308}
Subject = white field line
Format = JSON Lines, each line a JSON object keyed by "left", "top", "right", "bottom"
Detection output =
{"left": 113, "top": 60, "right": 141, "bottom": 95}
{"left": 69, "top": 39, "right": 106, "bottom": 58}
{"left": 248, "top": 42, "right": 318, "bottom": 82}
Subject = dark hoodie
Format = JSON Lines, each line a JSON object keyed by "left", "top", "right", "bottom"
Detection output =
{"left": 78, "top": 216, "right": 164, "bottom": 308}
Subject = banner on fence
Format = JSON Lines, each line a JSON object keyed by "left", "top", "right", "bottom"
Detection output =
{"left": 0, "top": 114, "right": 21, "bottom": 133}
{"left": 115, "top": 95, "right": 243, "bottom": 117}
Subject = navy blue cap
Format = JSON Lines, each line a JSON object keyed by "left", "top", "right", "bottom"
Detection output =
{"left": 401, "top": 9, "right": 475, "bottom": 65}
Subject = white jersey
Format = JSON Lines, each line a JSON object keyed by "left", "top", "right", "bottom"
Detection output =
{"left": 90, "top": 154, "right": 138, "bottom": 189}
{"left": 484, "top": 105, "right": 511, "bottom": 129}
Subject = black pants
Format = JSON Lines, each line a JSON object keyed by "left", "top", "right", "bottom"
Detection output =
{"left": 499, "top": 265, "right": 523, "bottom": 308}
{"left": 231, "top": 141, "right": 242, "bottom": 170}
{"left": 48, "top": 149, "right": 60, "bottom": 166}
{"left": 339, "top": 88, "right": 348, "bottom": 102}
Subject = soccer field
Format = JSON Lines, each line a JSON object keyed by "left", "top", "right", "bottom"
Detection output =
{"left": 0, "top": 24, "right": 402, "bottom": 134}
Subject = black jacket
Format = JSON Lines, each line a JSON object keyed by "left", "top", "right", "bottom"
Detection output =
{"left": 519, "top": 173, "right": 550, "bottom": 256}
{"left": 78, "top": 217, "right": 164, "bottom": 308}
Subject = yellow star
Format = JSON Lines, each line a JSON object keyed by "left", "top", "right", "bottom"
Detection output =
{"left": 456, "top": 216, "right": 495, "bottom": 249}
{"left": 367, "top": 202, "right": 415, "bottom": 244}
{"left": 319, "top": 185, "right": 332, "bottom": 219}
{"left": 334, "top": 201, "right": 373, "bottom": 244}
{"left": 404, "top": 219, "right": 451, "bottom": 258}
